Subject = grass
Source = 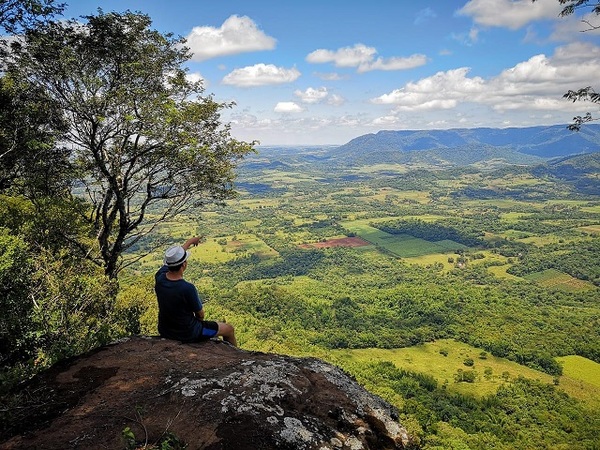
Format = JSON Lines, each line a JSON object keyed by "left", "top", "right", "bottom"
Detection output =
{"left": 518, "top": 234, "right": 581, "bottom": 246}
{"left": 403, "top": 253, "right": 455, "bottom": 270}
{"left": 339, "top": 220, "right": 466, "bottom": 258}
{"left": 488, "top": 264, "right": 522, "bottom": 280}
{"left": 557, "top": 356, "right": 600, "bottom": 389}
{"left": 524, "top": 269, "right": 596, "bottom": 292}
{"left": 331, "top": 339, "right": 600, "bottom": 408}
{"left": 500, "top": 212, "right": 532, "bottom": 222}
{"left": 579, "top": 224, "right": 600, "bottom": 235}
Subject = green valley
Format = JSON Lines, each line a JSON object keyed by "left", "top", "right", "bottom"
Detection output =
{"left": 116, "top": 149, "right": 600, "bottom": 449}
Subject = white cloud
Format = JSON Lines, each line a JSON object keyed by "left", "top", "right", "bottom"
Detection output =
{"left": 451, "top": 26, "right": 480, "bottom": 46}
{"left": 294, "top": 87, "right": 329, "bottom": 104}
{"left": 358, "top": 54, "right": 428, "bottom": 73}
{"left": 222, "top": 64, "right": 301, "bottom": 87}
{"left": 550, "top": 12, "right": 600, "bottom": 40}
{"left": 185, "top": 15, "right": 276, "bottom": 61}
{"left": 186, "top": 72, "right": 204, "bottom": 84}
{"left": 306, "top": 43, "right": 377, "bottom": 67}
{"left": 327, "top": 94, "right": 345, "bottom": 106}
{"left": 371, "top": 43, "right": 600, "bottom": 114}
{"left": 457, "top": 0, "right": 564, "bottom": 30}
{"left": 371, "top": 68, "right": 486, "bottom": 107}
{"left": 306, "top": 43, "right": 428, "bottom": 73}
{"left": 274, "top": 102, "right": 304, "bottom": 113}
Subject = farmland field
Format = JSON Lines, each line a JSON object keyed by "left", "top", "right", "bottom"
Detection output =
{"left": 525, "top": 268, "right": 597, "bottom": 292}
{"left": 332, "top": 340, "right": 600, "bottom": 408}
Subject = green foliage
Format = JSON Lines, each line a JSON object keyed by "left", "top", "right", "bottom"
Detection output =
{"left": 508, "top": 240, "right": 600, "bottom": 286}
{"left": 348, "top": 361, "right": 600, "bottom": 449}
{"left": 7, "top": 9, "right": 255, "bottom": 278}
{"left": 376, "top": 218, "right": 484, "bottom": 247}
{"left": 0, "top": 193, "right": 118, "bottom": 387}
{"left": 0, "top": 75, "right": 67, "bottom": 195}
{"left": 0, "top": 229, "right": 35, "bottom": 369}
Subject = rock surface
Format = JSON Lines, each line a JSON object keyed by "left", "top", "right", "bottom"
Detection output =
{"left": 1, "top": 336, "right": 413, "bottom": 449}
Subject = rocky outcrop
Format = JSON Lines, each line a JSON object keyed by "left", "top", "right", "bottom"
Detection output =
{"left": 1, "top": 336, "right": 414, "bottom": 449}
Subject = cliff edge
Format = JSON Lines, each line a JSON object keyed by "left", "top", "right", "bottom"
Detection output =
{"left": 1, "top": 336, "right": 413, "bottom": 449}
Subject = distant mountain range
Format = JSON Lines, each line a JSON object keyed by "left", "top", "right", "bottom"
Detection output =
{"left": 532, "top": 151, "right": 600, "bottom": 195}
{"left": 325, "top": 124, "right": 600, "bottom": 166}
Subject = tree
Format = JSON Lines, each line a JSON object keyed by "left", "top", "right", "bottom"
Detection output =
{"left": 0, "top": 75, "right": 69, "bottom": 195}
{"left": 0, "top": 1, "right": 67, "bottom": 194}
{"left": 534, "top": 0, "right": 600, "bottom": 129}
{"left": 7, "top": 11, "right": 255, "bottom": 279}
{"left": 0, "top": 0, "right": 64, "bottom": 35}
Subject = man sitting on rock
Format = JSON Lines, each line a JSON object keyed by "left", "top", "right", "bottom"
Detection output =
{"left": 155, "top": 236, "right": 237, "bottom": 346}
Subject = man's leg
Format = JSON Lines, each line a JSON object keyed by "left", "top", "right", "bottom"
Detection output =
{"left": 217, "top": 322, "right": 237, "bottom": 347}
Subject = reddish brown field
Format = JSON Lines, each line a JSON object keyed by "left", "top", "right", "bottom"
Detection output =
{"left": 299, "top": 236, "right": 371, "bottom": 249}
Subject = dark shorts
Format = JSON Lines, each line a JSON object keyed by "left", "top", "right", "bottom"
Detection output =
{"left": 196, "top": 320, "right": 219, "bottom": 340}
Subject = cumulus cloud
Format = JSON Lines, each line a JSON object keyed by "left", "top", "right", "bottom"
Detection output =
{"left": 294, "top": 87, "right": 329, "bottom": 104}
{"left": 358, "top": 54, "right": 428, "bottom": 73}
{"left": 371, "top": 42, "right": 600, "bottom": 114}
{"left": 306, "top": 44, "right": 427, "bottom": 73}
{"left": 457, "top": 0, "right": 564, "bottom": 30}
{"left": 222, "top": 64, "right": 301, "bottom": 87}
{"left": 185, "top": 15, "right": 276, "bottom": 61}
{"left": 274, "top": 102, "right": 304, "bottom": 113}
{"left": 372, "top": 68, "right": 485, "bottom": 107}
{"left": 327, "top": 94, "right": 345, "bottom": 106}
{"left": 306, "top": 44, "right": 377, "bottom": 67}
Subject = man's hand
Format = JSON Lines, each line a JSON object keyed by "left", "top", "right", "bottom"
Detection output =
{"left": 183, "top": 236, "right": 204, "bottom": 250}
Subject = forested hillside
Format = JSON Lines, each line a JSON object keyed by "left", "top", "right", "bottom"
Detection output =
{"left": 328, "top": 124, "right": 600, "bottom": 165}
{"left": 110, "top": 147, "right": 600, "bottom": 449}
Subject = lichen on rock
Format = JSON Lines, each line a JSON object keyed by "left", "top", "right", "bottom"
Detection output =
{"left": 1, "top": 336, "right": 414, "bottom": 449}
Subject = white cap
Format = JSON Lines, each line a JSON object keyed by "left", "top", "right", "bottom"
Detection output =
{"left": 163, "top": 246, "right": 190, "bottom": 267}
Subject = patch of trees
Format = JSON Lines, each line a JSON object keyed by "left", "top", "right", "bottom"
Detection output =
{"left": 507, "top": 240, "right": 600, "bottom": 285}
{"left": 375, "top": 218, "right": 485, "bottom": 247}
{"left": 204, "top": 249, "right": 326, "bottom": 286}
{"left": 353, "top": 361, "right": 600, "bottom": 450}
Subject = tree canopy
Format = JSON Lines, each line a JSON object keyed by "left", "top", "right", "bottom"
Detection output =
{"left": 6, "top": 10, "right": 255, "bottom": 278}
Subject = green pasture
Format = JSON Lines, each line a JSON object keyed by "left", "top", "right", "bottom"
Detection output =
{"left": 524, "top": 269, "right": 596, "bottom": 292}
{"left": 233, "top": 198, "right": 280, "bottom": 209}
{"left": 359, "top": 188, "right": 431, "bottom": 204}
{"left": 332, "top": 339, "right": 600, "bottom": 407}
{"left": 402, "top": 214, "right": 448, "bottom": 222}
{"left": 488, "top": 264, "right": 521, "bottom": 280}
{"left": 500, "top": 212, "right": 532, "bottom": 222}
{"left": 339, "top": 220, "right": 466, "bottom": 257}
{"left": 556, "top": 356, "right": 600, "bottom": 389}
{"left": 498, "top": 229, "right": 533, "bottom": 239}
{"left": 403, "top": 253, "right": 455, "bottom": 270}
{"left": 518, "top": 234, "right": 580, "bottom": 246}
{"left": 545, "top": 199, "right": 590, "bottom": 207}
{"left": 350, "top": 164, "right": 409, "bottom": 174}
{"left": 463, "top": 199, "right": 542, "bottom": 210}
{"left": 242, "top": 219, "right": 262, "bottom": 228}
{"left": 225, "top": 233, "right": 279, "bottom": 258}
{"left": 579, "top": 224, "right": 600, "bottom": 235}
{"left": 581, "top": 205, "right": 600, "bottom": 214}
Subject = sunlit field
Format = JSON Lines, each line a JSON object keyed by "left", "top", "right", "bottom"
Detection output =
{"left": 333, "top": 340, "right": 600, "bottom": 408}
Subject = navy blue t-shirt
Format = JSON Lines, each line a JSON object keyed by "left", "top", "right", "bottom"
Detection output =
{"left": 154, "top": 265, "right": 203, "bottom": 342}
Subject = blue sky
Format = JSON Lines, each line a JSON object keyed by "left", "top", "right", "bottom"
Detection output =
{"left": 62, "top": 0, "right": 600, "bottom": 145}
